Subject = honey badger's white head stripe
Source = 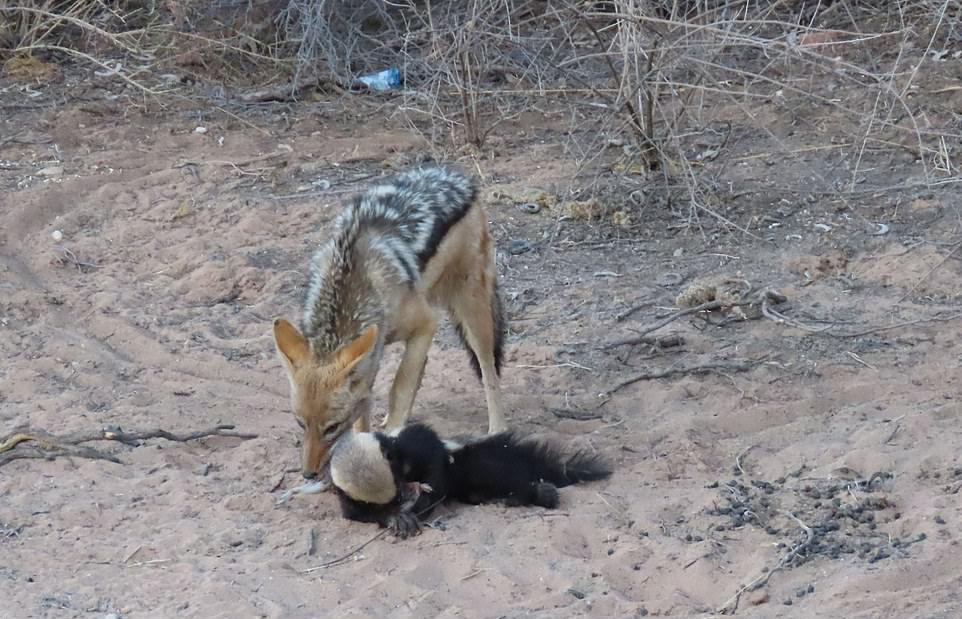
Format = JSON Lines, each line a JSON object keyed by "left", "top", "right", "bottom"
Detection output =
{"left": 330, "top": 432, "right": 396, "bottom": 505}
{"left": 442, "top": 439, "right": 463, "bottom": 452}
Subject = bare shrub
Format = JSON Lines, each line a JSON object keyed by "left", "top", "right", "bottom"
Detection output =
{"left": 4, "top": 0, "right": 958, "bottom": 227}
{"left": 232, "top": 0, "right": 959, "bottom": 227}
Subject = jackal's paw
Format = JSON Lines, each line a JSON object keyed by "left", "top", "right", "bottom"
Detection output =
{"left": 388, "top": 511, "right": 421, "bottom": 539}
{"left": 487, "top": 421, "right": 509, "bottom": 434}
{"left": 380, "top": 415, "right": 403, "bottom": 430}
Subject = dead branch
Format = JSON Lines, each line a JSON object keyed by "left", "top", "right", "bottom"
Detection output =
{"left": 0, "top": 442, "right": 120, "bottom": 468}
{"left": 0, "top": 424, "right": 257, "bottom": 468}
{"left": 600, "top": 300, "right": 735, "bottom": 350}
{"left": 717, "top": 511, "right": 815, "bottom": 614}
{"left": 607, "top": 358, "right": 763, "bottom": 395}
{"left": 599, "top": 333, "right": 686, "bottom": 351}
{"left": 760, "top": 298, "right": 832, "bottom": 333}
{"left": 550, "top": 408, "right": 604, "bottom": 421}
{"left": 53, "top": 245, "right": 98, "bottom": 272}
{"left": 735, "top": 445, "right": 756, "bottom": 477}
{"left": 81, "top": 424, "right": 258, "bottom": 444}
{"left": 761, "top": 306, "right": 962, "bottom": 339}
{"left": 602, "top": 288, "right": 788, "bottom": 351}
{"left": 898, "top": 242, "right": 962, "bottom": 302}
{"left": 615, "top": 296, "right": 658, "bottom": 322}
{"left": 829, "top": 312, "right": 962, "bottom": 339}
{"left": 563, "top": 0, "right": 656, "bottom": 153}
{"left": 239, "top": 74, "right": 343, "bottom": 103}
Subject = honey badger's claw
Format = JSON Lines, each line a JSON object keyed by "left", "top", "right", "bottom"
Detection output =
{"left": 400, "top": 481, "right": 436, "bottom": 511}
{"left": 388, "top": 512, "right": 421, "bottom": 539}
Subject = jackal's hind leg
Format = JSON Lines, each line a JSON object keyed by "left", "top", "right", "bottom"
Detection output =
{"left": 449, "top": 288, "right": 507, "bottom": 434}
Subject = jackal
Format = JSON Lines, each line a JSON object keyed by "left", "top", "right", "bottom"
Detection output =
{"left": 273, "top": 166, "right": 507, "bottom": 480}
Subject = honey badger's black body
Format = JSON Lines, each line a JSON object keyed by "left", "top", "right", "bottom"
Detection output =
{"left": 330, "top": 423, "right": 611, "bottom": 537}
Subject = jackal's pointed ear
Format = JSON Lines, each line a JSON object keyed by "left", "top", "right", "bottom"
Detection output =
{"left": 332, "top": 325, "right": 379, "bottom": 378}
{"left": 273, "top": 318, "right": 311, "bottom": 370}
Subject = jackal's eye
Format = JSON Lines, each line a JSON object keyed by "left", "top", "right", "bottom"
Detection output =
{"left": 323, "top": 421, "right": 342, "bottom": 441}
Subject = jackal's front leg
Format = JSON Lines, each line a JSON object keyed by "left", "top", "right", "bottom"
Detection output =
{"left": 383, "top": 318, "right": 437, "bottom": 430}
{"left": 352, "top": 398, "right": 372, "bottom": 433}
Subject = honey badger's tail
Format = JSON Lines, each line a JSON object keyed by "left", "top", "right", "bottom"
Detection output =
{"left": 519, "top": 435, "right": 613, "bottom": 487}
{"left": 447, "top": 432, "right": 612, "bottom": 509}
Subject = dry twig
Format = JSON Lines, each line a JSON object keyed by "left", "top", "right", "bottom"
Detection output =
{"left": 717, "top": 511, "right": 815, "bottom": 614}
{"left": 607, "top": 358, "right": 763, "bottom": 395}
{"left": 601, "top": 288, "right": 786, "bottom": 350}
{"left": 897, "top": 241, "right": 962, "bottom": 303}
{"left": 301, "top": 496, "right": 447, "bottom": 572}
{"left": 53, "top": 245, "right": 98, "bottom": 272}
{"left": 0, "top": 424, "right": 257, "bottom": 468}
{"left": 239, "top": 74, "right": 342, "bottom": 103}
{"left": 600, "top": 300, "right": 737, "bottom": 350}
{"left": 301, "top": 529, "right": 391, "bottom": 572}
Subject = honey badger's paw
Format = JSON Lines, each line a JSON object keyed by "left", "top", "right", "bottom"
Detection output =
{"left": 388, "top": 512, "right": 421, "bottom": 539}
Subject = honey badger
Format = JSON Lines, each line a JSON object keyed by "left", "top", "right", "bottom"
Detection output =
{"left": 329, "top": 423, "right": 612, "bottom": 538}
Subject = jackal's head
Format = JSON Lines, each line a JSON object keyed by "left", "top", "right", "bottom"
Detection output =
{"left": 272, "top": 318, "right": 379, "bottom": 479}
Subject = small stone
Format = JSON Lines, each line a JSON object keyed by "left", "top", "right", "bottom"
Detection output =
{"left": 104, "top": 614, "right": 120, "bottom": 619}
{"left": 508, "top": 239, "right": 533, "bottom": 255}
{"left": 194, "top": 126, "right": 208, "bottom": 134}
{"left": 869, "top": 549, "right": 890, "bottom": 563}
{"left": 567, "top": 587, "right": 585, "bottom": 600}
{"left": 516, "top": 202, "right": 541, "bottom": 214}
{"left": 51, "top": 230, "right": 63, "bottom": 242}
{"left": 37, "top": 165, "right": 63, "bottom": 177}
{"left": 749, "top": 590, "right": 769, "bottom": 605}
{"left": 783, "top": 599, "right": 793, "bottom": 606}
{"left": 935, "top": 515, "right": 947, "bottom": 525}
{"left": 607, "top": 548, "right": 615, "bottom": 556}
{"left": 637, "top": 607, "right": 649, "bottom": 616}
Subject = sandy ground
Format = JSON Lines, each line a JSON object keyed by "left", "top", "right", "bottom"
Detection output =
{"left": 3, "top": 76, "right": 962, "bottom": 619}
